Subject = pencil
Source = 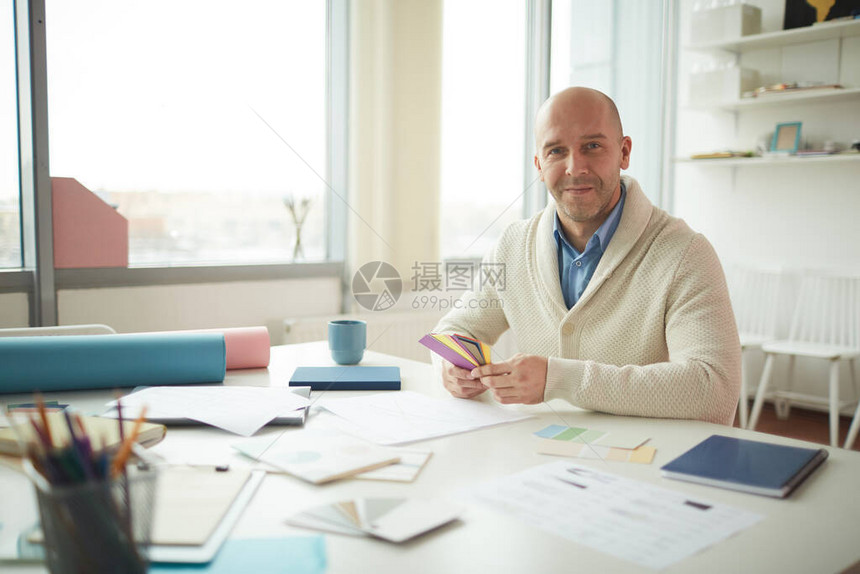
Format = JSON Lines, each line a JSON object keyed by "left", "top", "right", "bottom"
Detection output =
{"left": 35, "top": 393, "right": 53, "bottom": 447}
{"left": 110, "top": 406, "right": 148, "bottom": 478}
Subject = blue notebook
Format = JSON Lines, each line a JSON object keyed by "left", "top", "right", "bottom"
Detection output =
{"left": 661, "top": 434, "right": 828, "bottom": 498}
{"left": 289, "top": 366, "right": 401, "bottom": 391}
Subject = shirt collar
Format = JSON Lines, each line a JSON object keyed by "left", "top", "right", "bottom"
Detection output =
{"left": 553, "top": 181, "right": 627, "bottom": 257}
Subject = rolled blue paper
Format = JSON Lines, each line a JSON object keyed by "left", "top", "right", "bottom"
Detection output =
{"left": 0, "top": 333, "right": 226, "bottom": 394}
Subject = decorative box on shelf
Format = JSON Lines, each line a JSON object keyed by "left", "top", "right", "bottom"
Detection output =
{"left": 690, "top": 2, "right": 761, "bottom": 45}
{"left": 689, "top": 66, "right": 759, "bottom": 106}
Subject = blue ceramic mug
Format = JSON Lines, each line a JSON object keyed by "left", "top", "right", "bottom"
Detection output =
{"left": 328, "top": 319, "right": 366, "bottom": 365}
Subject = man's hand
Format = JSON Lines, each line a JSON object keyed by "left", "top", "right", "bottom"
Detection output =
{"left": 441, "top": 360, "right": 487, "bottom": 399}
{"left": 471, "top": 353, "right": 548, "bottom": 404}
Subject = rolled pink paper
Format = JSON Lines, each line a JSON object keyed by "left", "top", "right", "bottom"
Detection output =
{"left": 204, "top": 327, "right": 271, "bottom": 369}
{"left": 163, "top": 326, "right": 271, "bottom": 370}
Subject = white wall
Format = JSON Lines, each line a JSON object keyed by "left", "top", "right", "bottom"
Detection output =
{"left": 0, "top": 292, "right": 29, "bottom": 327}
{"left": 674, "top": 0, "right": 860, "bottom": 410}
{"left": 348, "top": 0, "right": 442, "bottom": 290}
{"left": 56, "top": 277, "right": 341, "bottom": 345}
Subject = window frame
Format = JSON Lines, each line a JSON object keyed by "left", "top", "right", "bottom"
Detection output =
{"left": 6, "top": 0, "right": 349, "bottom": 326}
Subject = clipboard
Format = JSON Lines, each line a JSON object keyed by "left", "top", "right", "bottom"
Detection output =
{"left": 148, "top": 466, "right": 266, "bottom": 563}
{"left": 23, "top": 466, "right": 266, "bottom": 564}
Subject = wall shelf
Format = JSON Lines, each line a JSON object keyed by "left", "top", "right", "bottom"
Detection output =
{"left": 674, "top": 153, "right": 860, "bottom": 167}
{"left": 686, "top": 87, "right": 860, "bottom": 111}
{"left": 686, "top": 18, "right": 860, "bottom": 53}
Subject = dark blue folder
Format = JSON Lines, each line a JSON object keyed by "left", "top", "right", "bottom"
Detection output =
{"left": 661, "top": 434, "right": 828, "bottom": 498}
{"left": 288, "top": 366, "right": 401, "bottom": 391}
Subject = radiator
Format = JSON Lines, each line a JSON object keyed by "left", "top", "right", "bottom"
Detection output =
{"left": 284, "top": 311, "right": 446, "bottom": 363}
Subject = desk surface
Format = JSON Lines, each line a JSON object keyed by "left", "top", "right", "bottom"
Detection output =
{"left": 2, "top": 342, "right": 859, "bottom": 573}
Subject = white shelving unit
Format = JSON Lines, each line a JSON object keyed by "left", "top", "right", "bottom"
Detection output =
{"left": 685, "top": 87, "right": 860, "bottom": 112}
{"left": 679, "top": 15, "right": 860, "bottom": 167}
{"left": 675, "top": 153, "right": 860, "bottom": 167}
{"left": 686, "top": 18, "right": 860, "bottom": 53}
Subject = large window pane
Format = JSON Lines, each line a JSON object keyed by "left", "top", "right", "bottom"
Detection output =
{"left": 550, "top": 0, "right": 665, "bottom": 205}
{"left": 45, "top": 0, "right": 328, "bottom": 265}
{"left": 440, "top": 0, "right": 526, "bottom": 260}
{"left": 0, "top": 0, "right": 20, "bottom": 268}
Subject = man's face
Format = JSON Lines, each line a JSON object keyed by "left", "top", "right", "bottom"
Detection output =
{"left": 534, "top": 96, "right": 631, "bottom": 227}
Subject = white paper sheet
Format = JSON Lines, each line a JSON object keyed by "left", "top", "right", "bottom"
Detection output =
{"left": 104, "top": 386, "right": 310, "bottom": 436}
{"left": 461, "top": 461, "right": 763, "bottom": 570}
{"left": 232, "top": 429, "right": 399, "bottom": 484}
{"left": 319, "top": 391, "right": 531, "bottom": 445}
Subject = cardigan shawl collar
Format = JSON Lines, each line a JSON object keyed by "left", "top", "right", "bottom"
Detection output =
{"left": 535, "top": 175, "right": 654, "bottom": 317}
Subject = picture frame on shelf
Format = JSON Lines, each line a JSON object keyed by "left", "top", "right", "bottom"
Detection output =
{"left": 771, "top": 122, "right": 802, "bottom": 153}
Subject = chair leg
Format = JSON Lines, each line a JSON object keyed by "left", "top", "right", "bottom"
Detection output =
{"left": 845, "top": 396, "right": 860, "bottom": 450}
{"left": 738, "top": 349, "right": 750, "bottom": 429}
{"left": 829, "top": 360, "right": 840, "bottom": 448}
{"left": 749, "top": 354, "right": 775, "bottom": 431}
{"left": 776, "top": 355, "right": 795, "bottom": 420}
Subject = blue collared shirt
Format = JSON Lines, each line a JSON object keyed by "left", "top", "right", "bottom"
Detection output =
{"left": 554, "top": 183, "right": 626, "bottom": 309}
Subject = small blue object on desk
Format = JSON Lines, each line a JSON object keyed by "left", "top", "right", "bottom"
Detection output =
{"left": 289, "top": 366, "right": 401, "bottom": 391}
{"left": 660, "top": 434, "right": 828, "bottom": 498}
{"left": 148, "top": 536, "right": 326, "bottom": 574}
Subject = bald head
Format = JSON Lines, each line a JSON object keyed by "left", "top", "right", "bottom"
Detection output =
{"left": 534, "top": 87, "right": 624, "bottom": 150}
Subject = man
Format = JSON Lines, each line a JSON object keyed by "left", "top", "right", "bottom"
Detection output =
{"left": 434, "top": 87, "right": 740, "bottom": 425}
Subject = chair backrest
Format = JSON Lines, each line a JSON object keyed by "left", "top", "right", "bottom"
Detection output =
{"left": 787, "top": 273, "right": 860, "bottom": 349}
{"left": 0, "top": 324, "right": 116, "bottom": 338}
{"left": 726, "top": 266, "right": 786, "bottom": 339}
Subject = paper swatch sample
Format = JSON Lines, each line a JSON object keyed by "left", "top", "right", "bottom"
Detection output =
{"left": 537, "top": 439, "right": 657, "bottom": 464}
{"left": 353, "top": 449, "right": 432, "bottom": 482}
{"left": 533, "top": 425, "right": 654, "bottom": 462}
{"left": 288, "top": 497, "right": 462, "bottom": 543}
{"left": 104, "top": 386, "right": 310, "bottom": 436}
{"left": 319, "top": 390, "right": 531, "bottom": 445}
{"left": 149, "top": 537, "right": 327, "bottom": 574}
{"left": 462, "top": 461, "right": 762, "bottom": 570}
{"left": 233, "top": 429, "right": 399, "bottom": 484}
{"left": 419, "top": 332, "right": 492, "bottom": 370}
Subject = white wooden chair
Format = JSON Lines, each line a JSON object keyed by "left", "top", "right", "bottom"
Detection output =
{"left": 726, "top": 266, "right": 787, "bottom": 429}
{"left": 748, "top": 273, "right": 860, "bottom": 447}
{"left": 0, "top": 324, "right": 116, "bottom": 337}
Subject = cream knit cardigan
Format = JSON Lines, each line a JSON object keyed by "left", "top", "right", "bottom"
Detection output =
{"left": 433, "top": 176, "right": 741, "bottom": 425}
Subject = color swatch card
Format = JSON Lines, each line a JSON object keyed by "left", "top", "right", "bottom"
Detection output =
{"left": 232, "top": 428, "right": 400, "bottom": 484}
{"left": 534, "top": 425, "right": 655, "bottom": 464}
{"left": 353, "top": 449, "right": 432, "bottom": 483}
{"left": 287, "top": 497, "right": 462, "bottom": 543}
{"left": 533, "top": 424, "right": 650, "bottom": 449}
{"left": 537, "top": 440, "right": 657, "bottom": 464}
{"left": 419, "top": 332, "right": 492, "bottom": 370}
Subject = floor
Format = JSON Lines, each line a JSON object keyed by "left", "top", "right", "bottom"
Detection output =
{"left": 738, "top": 401, "right": 860, "bottom": 451}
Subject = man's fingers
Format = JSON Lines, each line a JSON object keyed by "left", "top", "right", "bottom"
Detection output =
{"left": 480, "top": 373, "right": 515, "bottom": 390}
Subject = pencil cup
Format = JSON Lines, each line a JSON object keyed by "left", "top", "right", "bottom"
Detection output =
{"left": 32, "top": 463, "right": 158, "bottom": 574}
{"left": 328, "top": 319, "right": 366, "bottom": 365}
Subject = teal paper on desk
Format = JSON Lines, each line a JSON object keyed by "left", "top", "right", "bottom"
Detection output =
{"left": 148, "top": 536, "right": 326, "bottom": 573}
{"left": 289, "top": 366, "right": 401, "bottom": 390}
{"left": 0, "top": 333, "right": 226, "bottom": 394}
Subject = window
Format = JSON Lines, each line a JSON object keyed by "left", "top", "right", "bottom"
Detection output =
{"left": 439, "top": 0, "right": 526, "bottom": 260}
{"left": 45, "top": 0, "right": 329, "bottom": 265}
{"left": 550, "top": 0, "right": 666, "bottom": 204}
{"left": 1, "top": 0, "right": 20, "bottom": 268}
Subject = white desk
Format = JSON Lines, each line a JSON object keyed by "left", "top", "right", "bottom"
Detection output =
{"left": 2, "top": 342, "right": 860, "bottom": 573}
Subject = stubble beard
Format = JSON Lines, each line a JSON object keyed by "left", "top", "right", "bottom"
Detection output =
{"left": 552, "top": 175, "right": 618, "bottom": 224}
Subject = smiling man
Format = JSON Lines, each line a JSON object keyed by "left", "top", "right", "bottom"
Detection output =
{"left": 433, "top": 87, "right": 741, "bottom": 425}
